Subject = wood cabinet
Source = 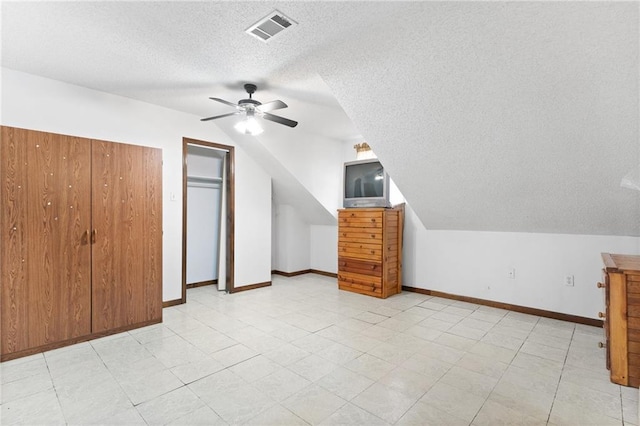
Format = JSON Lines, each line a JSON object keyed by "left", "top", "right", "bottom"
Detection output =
{"left": 337, "top": 206, "right": 403, "bottom": 298}
{"left": 1, "top": 126, "right": 162, "bottom": 360}
{"left": 600, "top": 253, "right": 640, "bottom": 387}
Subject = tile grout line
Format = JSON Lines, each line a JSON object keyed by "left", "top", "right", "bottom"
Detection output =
{"left": 545, "top": 324, "right": 575, "bottom": 425}
{"left": 42, "top": 352, "right": 69, "bottom": 426}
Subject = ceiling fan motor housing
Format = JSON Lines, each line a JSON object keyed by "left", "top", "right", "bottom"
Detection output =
{"left": 238, "top": 98, "right": 261, "bottom": 108}
{"left": 239, "top": 83, "right": 261, "bottom": 108}
{"left": 244, "top": 83, "right": 257, "bottom": 95}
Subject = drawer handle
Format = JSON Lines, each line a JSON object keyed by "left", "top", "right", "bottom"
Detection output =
{"left": 598, "top": 312, "right": 605, "bottom": 318}
{"left": 370, "top": 234, "right": 375, "bottom": 238}
{"left": 371, "top": 265, "right": 376, "bottom": 270}
{"left": 598, "top": 342, "right": 606, "bottom": 349}
{"left": 597, "top": 282, "right": 606, "bottom": 289}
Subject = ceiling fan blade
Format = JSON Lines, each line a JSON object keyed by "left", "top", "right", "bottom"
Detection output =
{"left": 257, "top": 100, "right": 288, "bottom": 113}
{"left": 209, "top": 97, "right": 239, "bottom": 108}
{"left": 262, "top": 112, "right": 298, "bottom": 128}
{"left": 200, "top": 112, "right": 239, "bottom": 122}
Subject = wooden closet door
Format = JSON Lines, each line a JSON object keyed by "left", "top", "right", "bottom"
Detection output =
{"left": 1, "top": 127, "right": 92, "bottom": 356}
{"left": 91, "top": 141, "right": 162, "bottom": 332}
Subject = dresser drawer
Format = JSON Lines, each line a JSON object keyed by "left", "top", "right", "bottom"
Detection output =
{"left": 338, "top": 257, "right": 382, "bottom": 277}
{"left": 339, "top": 229, "right": 382, "bottom": 244}
{"left": 338, "top": 271, "right": 381, "bottom": 288}
{"left": 339, "top": 282, "right": 382, "bottom": 297}
{"left": 338, "top": 213, "right": 383, "bottom": 229}
{"left": 338, "top": 242, "right": 382, "bottom": 261}
{"left": 338, "top": 271, "right": 382, "bottom": 296}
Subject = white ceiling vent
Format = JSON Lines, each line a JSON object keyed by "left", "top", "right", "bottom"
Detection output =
{"left": 246, "top": 10, "right": 296, "bottom": 42}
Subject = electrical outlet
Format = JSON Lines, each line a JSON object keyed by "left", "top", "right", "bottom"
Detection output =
{"left": 507, "top": 268, "right": 516, "bottom": 279}
{"left": 565, "top": 275, "right": 574, "bottom": 286}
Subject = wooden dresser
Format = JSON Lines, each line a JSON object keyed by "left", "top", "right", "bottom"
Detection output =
{"left": 599, "top": 253, "right": 640, "bottom": 387}
{"left": 337, "top": 205, "right": 404, "bottom": 298}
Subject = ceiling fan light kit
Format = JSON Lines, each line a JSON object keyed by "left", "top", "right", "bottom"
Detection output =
{"left": 201, "top": 83, "right": 298, "bottom": 135}
{"left": 234, "top": 110, "right": 264, "bottom": 136}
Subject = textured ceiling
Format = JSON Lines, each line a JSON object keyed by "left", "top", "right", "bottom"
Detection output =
{"left": 2, "top": 1, "right": 639, "bottom": 236}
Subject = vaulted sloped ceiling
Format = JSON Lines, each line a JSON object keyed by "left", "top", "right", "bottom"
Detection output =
{"left": 311, "top": 2, "right": 640, "bottom": 236}
{"left": 2, "top": 2, "right": 638, "bottom": 236}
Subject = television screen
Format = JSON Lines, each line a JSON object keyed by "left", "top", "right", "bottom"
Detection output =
{"left": 343, "top": 158, "right": 390, "bottom": 208}
{"left": 345, "top": 160, "right": 385, "bottom": 199}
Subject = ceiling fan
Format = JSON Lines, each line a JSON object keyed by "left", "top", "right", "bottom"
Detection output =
{"left": 201, "top": 83, "right": 298, "bottom": 135}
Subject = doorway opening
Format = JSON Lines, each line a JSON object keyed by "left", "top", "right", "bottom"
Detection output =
{"left": 182, "top": 138, "right": 235, "bottom": 303}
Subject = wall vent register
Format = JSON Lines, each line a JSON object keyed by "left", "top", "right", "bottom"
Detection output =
{"left": 246, "top": 10, "right": 296, "bottom": 42}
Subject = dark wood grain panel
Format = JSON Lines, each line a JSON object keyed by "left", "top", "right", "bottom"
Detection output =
{"left": 338, "top": 271, "right": 382, "bottom": 286}
{"left": 142, "top": 146, "right": 163, "bottom": 323}
{"left": 1, "top": 127, "right": 91, "bottom": 356}
{"left": 1, "top": 126, "right": 29, "bottom": 354}
{"left": 629, "top": 329, "right": 640, "bottom": 343}
{"left": 629, "top": 305, "right": 640, "bottom": 318}
{"left": 628, "top": 282, "right": 640, "bottom": 294}
{"left": 628, "top": 341, "right": 640, "bottom": 354}
{"left": 50, "top": 133, "right": 92, "bottom": 342}
{"left": 91, "top": 140, "right": 120, "bottom": 331}
{"left": 628, "top": 317, "right": 640, "bottom": 330}
{"left": 629, "top": 376, "right": 640, "bottom": 388}
{"left": 338, "top": 257, "right": 382, "bottom": 277}
{"left": 91, "top": 141, "right": 162, "bottom": 332}
{"left": 338, "top": 282, "right": 381, "bottom": 296}
{"left": 629, "top": 353, "right": 640, "bottom": 368}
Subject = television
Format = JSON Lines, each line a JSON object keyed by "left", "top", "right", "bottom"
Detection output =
{"left": 343, "top": 158, "right": 391, "bottom": 208}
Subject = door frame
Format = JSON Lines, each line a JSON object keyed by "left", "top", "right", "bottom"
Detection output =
{"left": 182, "top": 138, "right": 235, "bottom": 302}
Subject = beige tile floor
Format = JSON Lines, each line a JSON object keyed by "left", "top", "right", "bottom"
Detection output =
{"left": 1, "top": 274, "right": 638, "bottom": 425}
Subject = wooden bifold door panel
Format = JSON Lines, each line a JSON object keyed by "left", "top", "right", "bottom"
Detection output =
{"left": 1, "top": 126, "right": 162, "bottom": 360}
{"left": 91, "top": 141, "right": 162, "bottom": 332}
{"left": 1, "top": 127, "right": 92, "bottom": 354}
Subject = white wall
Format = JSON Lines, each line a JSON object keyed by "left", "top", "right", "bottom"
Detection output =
{"left": 310, "top": 213, "right": 639, "bottom": 319}
{"left": 403, "top": 205, "right": 640, "bottom": 319}
{"left": 272, "top": 204, "right": 310, "bottom": 273}
{"left": 1, "top": 68, "right": 272, "bottom": 300}
{"left": 311, "top": 205, "right": 640, "bottom": 318}
{"left": 262, "top": 132, "right": 347, "bottom": 218}
{"left": 234, "top": 147, "right": 272, "bottom": 287}
{"left": 310, "top": 225, "right": 338, "bottom": 274}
